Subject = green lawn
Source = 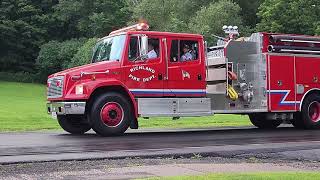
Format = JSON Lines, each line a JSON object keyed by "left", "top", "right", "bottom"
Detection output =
{"left": 0, "top": 81, "right": 250, "bottom": 132}
{"left": 0, "top": 81, "right": 60, "bottom": 131}
{"left": 146, "top": 172, "right": 320, "bottom": 180}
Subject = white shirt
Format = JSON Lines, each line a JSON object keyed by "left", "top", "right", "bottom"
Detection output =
{"left": 181, "top": 52, "right": 193, "bottom": 61}
{"left": 147, "top": 49, "right": 157, "bottom": 59}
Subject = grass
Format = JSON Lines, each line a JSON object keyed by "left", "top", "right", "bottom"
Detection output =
{"left": 145, "top": 172, "right": 320, "bottom": 180}
{"left": 0, "top": 81, "right": 59, "bottom": 131}
{"left": 138, "top": 115, "right": 250, "bottom": 129}
{"left": 0, "top": 81, "right": 251, "bottom": 132}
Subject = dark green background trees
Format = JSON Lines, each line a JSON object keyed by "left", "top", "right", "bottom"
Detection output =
{"left": 256, "top": 0, "right": 320, "bottom": 35}
{"left": 0, "top": 0, "right": 319, "bottom": 83}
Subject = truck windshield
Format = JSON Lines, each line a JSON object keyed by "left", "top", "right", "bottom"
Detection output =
{"left": 92, "top": 35, "right": 126, "bottom": 63}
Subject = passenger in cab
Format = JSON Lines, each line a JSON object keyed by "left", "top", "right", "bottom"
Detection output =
{"left": 181, "top": 44, "right": 193, "bottom": 61}
{"left": 147, "top": 44, "right": 157, "bottom": 59}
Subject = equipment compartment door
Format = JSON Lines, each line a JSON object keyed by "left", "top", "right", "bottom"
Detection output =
{"left": 268, "top": 55, "right": 296, "bottom": 111}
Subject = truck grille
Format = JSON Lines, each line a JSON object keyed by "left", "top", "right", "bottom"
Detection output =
{"left": 47, "top": 76, "right": 64, "bottom": 98}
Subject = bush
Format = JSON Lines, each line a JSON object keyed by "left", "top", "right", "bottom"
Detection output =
{"left": 59, "top": 39, "right": 86, "bottom": 69}
{"left": 68, "top": 38, "right": 98, "bottom": 68}
{"left": 36, "top": 39, "right": 85, "bottom": 82}
{"left": 0, "top": 72, "right": 37, "bottom": 83}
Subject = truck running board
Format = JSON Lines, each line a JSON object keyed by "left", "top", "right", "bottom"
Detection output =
{"left": 137, "top": 98, "right": 212, "bottom": 117}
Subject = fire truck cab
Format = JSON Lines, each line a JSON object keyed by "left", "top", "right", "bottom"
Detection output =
{"left": 47, "top": 23, "right": 320, "bottom": 136}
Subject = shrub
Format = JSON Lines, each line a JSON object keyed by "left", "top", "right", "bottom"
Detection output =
{"left": 68, "top": 38, "right": 98, "bottom": 68}
{"left": 0, "top": 72, "right": 37, "bottom": 83}
{"left": 36, "top": 39, "right": 85, "bottom": 82}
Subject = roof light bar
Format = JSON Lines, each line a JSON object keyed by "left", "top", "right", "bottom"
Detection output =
{"left": 109, "top": 23, "right": 150, "bottom": 36}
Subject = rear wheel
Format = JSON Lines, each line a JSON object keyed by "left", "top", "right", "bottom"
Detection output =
{"left": 249, "top": 113, "right": 282, "bottom": 129}
{"left": 292, "top": 94, "right": 320, "bottom": 129}
{"left": 57, "top": 115, "right": 91, "bottom": 134}
{"left": 89, "top": 92, "right": 132, "bottom": 136}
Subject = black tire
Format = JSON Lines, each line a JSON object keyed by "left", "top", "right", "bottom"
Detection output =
{"left": 57, "top": 115, "right": 91, "bottom": 134}
{"left": 249, "top": 113, "right": 282, "bottom": 129}
{"left": 293, "top": 94, "right": 320, "bottom": 129}
{"left": 89, "top": 92, "right": 133, "bottom": 136}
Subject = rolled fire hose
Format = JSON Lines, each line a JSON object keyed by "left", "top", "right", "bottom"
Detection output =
{"left": 227, "top": 85, "right": 239, "bottom": 101}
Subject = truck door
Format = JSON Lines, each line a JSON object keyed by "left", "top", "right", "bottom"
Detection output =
{"left": 165, "top": 38, "right": 206, "bottom": 97}
{"left": 268, "top": 55, "right": 296, "bottom": 111}
{"left": 123, "top": 34, "right": 165, "bottom": 97}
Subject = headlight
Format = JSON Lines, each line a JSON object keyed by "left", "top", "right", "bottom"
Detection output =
{"left": 75, "top": 84, "right": 84, "bottom": 95}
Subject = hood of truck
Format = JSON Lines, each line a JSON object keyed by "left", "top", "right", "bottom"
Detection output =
{"left": 49, "top": 61, "right": 121, "bottom": 78}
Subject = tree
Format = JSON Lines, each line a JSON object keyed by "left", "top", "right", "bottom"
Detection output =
{"left": 0, "top": 0, "right": 131, "bottom": 78}
{"left": 53, "top": 0, "right": 131, "bottom": 38}
{"left": 256, "top": 0, "right": 320, "bottom": 35}
{"left": 68, "top": 38, "right": 98, "bottom": 68}
{"left": 131, "top": 0, "right": 213, "bottom": 32}
{"left": 0, "top": 0, "right": 57, "bottom": 72}
{"left": 233, "top": 0, "right": 264, "bottom": 28}
{"left": 36, "top": 39, "right": 85, "bottom": 81}
{"left": 189, "top": 0, "right": 248, "bottom": 45}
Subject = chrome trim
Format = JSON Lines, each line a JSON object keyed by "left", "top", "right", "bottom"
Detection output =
{"left": 140, "top": 113, "right": 213, "bottom": 117}
{"left": 267, "top": 53, "right": 320, "bottom": 58}
{"left": 163, "top": 38, "right": 169, "bottom": 80}
{"left": 47, "top": 102, "right": 86, "bottom": 115}
{"left": 138, "top": 98, "right": 212, "bottom": 117}
{"left": 280, "top": 49, "right": 320, "bottom": 54}
{"left": 212, "top": 109, "right": 268, "bottom": 114}
{"left": 81, "top": 70, "right": 110, "bottom": 77}
{"left": 294, "top": 56, "right": 297, "bottom": 111}
{"left": 47, "top": 76, "right": 64, "bottom": 99}
{"left": 281, "top": 39, "right": 320, "bottom": 44}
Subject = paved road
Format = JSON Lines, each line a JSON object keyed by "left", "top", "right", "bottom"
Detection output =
{"left": 1, "top": 126, "right": 320, "bottom": 164}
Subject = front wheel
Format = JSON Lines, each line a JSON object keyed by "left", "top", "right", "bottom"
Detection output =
{"left": 57, "top": 115, "right": 91, "bottom": 134}
{"left": 89, "top": 92, "right": 133, "bottom": 136}
{"left": 249, "top": 113, "right": 282, "bottom": 129}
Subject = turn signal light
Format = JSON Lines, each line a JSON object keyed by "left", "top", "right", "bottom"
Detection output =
{"left": 76, "top": 84, "right": 84, "bottom": 95}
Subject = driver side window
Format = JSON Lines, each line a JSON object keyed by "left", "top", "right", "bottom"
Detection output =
{"left": 128, "top": 36, "right": 139, "bottom": 61}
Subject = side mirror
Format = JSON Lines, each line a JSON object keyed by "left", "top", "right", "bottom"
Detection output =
{"left": 140, "top": 35, "right": 148, "bottom": 57}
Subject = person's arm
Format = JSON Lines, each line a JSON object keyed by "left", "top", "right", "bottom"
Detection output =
{"left": 181, "top": 54, "right": 186, "bottom": 61}
{"left": 187, "top": 52, "right": 193, "bottom": 60}
{"left": 147, "top": 50, "right": 157, "bottom": 59}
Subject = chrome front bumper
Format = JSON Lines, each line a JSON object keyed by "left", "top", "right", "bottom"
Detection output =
{"left": 47, "top": 102, "right": 86, "bottom": 115}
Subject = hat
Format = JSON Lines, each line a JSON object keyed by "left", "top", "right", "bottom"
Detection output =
{"left": 183, "top": 44, "right": 190, "bottom": 49}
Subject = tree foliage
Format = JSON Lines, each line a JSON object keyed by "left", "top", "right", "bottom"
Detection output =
{"left": 189, "top": 0, "right": 247, "bottom": 45}
{"left": 257, "top": 0, "right": 320, "bottom": 35}
{"left": 0, "top": 0, "right": 58, "bottom": 72}
{"left": 68, "top": 38, "right": 98, "bottom": 68}
{"left": 36, "top": 39, "right": 85, "bottom": 81}
{"left": 2, "top": 0, "right": 320, "bottom": 83}
{"left": 0, "top": 0, "right": 129, "bottom": 77}
{"left": 233, "top": 0, "right": 264, "bottom": 28}
{"left": 53, "top": 0, "right": 130, "bottom": 38}
{"left": 131, "top": 0, "right": 212, "bottom": 32}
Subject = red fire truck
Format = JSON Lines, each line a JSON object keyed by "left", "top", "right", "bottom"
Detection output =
{"left": 47, "top": 23, "right": 320, "bottom": 136}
